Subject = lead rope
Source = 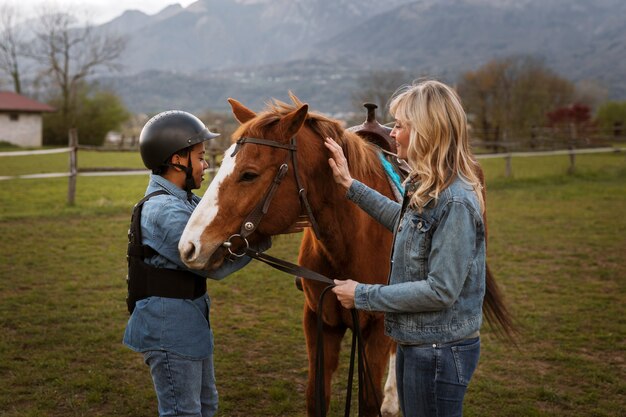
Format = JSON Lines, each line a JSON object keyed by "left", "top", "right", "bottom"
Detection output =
{"left": 352, "top": 309, "right": 383, "bottom": 417}
{"left": 315, "top": 285, "right": 333, "bottom": 417}
{"left": 344, "top": 312, "right": 357, "bottom": 417}
{"left": 238, "top": 247, "right": 382, "bottom": 417}
{"left": 315, "top": 289, "right": 382, "bottom": 417}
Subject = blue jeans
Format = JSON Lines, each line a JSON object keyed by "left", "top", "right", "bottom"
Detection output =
{"left": 143, "top": 350, "right": 218, "bottom": 417}
{"left": 396, "top": 337, "right": 480, "bottom": 417}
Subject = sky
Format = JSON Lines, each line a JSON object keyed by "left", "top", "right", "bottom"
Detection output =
{"left": 8, "top": 1, "right": 198, "bottom": 24}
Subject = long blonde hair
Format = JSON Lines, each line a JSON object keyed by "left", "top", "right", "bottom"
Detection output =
{"left": 389, "top": 80, "right": 484, "bottom": 213}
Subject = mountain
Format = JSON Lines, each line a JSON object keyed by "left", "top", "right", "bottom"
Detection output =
{"left": 105, "top": 0, "right": 416, "bottom": 73}
{"left": 98, "top": 4, "right": 185, "bottom": 35}
{"left": 98, "top": 58, "right": 367, "bottom": 114}
{"left": 314, "top": 0, "right": 626, "bottom": 95}
{"left": 95, "top": 0, "right": 626, "bottom": 113}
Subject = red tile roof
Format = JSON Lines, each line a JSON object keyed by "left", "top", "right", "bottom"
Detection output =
{"left": 0, "top": 91, "right": 55, "bottom": 113}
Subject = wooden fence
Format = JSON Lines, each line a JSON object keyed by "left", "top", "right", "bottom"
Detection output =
{"left": 0, "top": 129, "right": 219, "bottom": 205}
{"left": 0, "top": 129, "right": 623, "bottom": 205}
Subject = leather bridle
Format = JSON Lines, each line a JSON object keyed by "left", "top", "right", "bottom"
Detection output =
{"left": 223, "top": 135, "right": 321, "bottom": 257}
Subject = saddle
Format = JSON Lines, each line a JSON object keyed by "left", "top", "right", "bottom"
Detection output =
{"left": 286, "top": 102, "right": 409, "bottom": 234}
{"left": 347, "top": 103, "right": 397, "bottom": 153}
{"left": 291, "top": 104, "right": 409, "bottom": 292}
{"left": 349, "top": 103, "right": 409, "bottom": 201}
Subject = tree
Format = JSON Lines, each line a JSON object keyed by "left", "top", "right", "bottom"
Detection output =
{"left": 457, "top": 59, "right": 510, "bottom": 148}
{"left": 546, "top": 103, "right": 593, "bottom": 142}
{"left": 457, "top": 56, "right": 576, "bottom": 150}
{"left": 43, "top": 82, "right": 130, "bottom": 146}
{"left": 29, "top": 7, "right": 127, "bottom": 137}
{"left": 0, "top": 3, "right": 26, "bottom": 93}
{"left": 199, "top": 110, "right": 241, "bottom": 151}
{"left": 595, "top": 101, "right": 626, "bottom": 137}
{"left": 351, "top": 70, "right": 410, "bottom": 124}
{"left": 574, "top": 80, "right": 608, "bottom": 112}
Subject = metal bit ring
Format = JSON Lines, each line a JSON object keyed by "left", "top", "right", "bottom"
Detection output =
{"left": 223, "top": 234, "right": 249, "bottom": 257}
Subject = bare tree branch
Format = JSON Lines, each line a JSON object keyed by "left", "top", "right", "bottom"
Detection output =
{"left": 0, "top": 3, "right": 27, "bottom": 93}
{"left": 458, "top": 55, "right": 576, "bottom": 150}
{"left": 28, "top": 6, "right": 128, "bottom": 129}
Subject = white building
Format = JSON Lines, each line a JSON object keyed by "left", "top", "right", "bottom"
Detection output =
{"left": 0, "top": 91, "right": 55, "bottom": 147}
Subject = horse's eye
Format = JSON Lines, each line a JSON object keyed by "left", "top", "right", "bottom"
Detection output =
{"left": 239, "top": 171, "right": 259, "bottom": 182}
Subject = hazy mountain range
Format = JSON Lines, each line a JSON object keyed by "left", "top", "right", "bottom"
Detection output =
{"left": 96, "top": 0, "right": 626, "bottom": 114}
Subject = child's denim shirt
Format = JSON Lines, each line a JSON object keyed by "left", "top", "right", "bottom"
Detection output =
{"left": 124, "top": 175, "right": 265, "bottom": 359}
{"left": 347, "top": 177, "right": 486, "bottom": 345}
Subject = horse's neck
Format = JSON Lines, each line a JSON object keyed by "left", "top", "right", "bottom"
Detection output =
{"left": 307, "top": 164, "right": 393, "bottom": 267}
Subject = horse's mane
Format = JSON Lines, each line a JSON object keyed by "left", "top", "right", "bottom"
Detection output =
{"left": 234, "top": 94, "right": 384, "bottom": 181}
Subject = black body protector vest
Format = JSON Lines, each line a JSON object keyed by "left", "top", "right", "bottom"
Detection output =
{"left": 126, "top": 190, "right": 207, "bottom": 314}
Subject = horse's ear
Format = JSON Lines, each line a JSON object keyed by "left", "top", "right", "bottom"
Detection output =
{"left": 228, "top": 98, "right": 257, "bottom": 124}
{"left": 279, "top": 104, "right": 309, "bottom": 140}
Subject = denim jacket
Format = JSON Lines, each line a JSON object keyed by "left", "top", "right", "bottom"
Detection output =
{"left": 123, "top": 175, "right": 265, "bottom": 359}
{"left": 348, "top": 177, "right": 486, "bottom": 345}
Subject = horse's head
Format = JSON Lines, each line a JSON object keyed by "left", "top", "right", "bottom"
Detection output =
{"left": 179, "top": 97, "right": 324, "bottom": 270}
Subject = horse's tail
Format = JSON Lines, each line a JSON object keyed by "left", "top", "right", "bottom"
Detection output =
{"left": 483, "top": 263, "right": 518, "bottom": 343}
{"left": 474, "top": 162, "right": 518, "bottom": 343}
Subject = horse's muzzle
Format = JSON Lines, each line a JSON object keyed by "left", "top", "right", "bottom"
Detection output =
{"left": 179, "top": 239, "right": 221, "bottom": 270}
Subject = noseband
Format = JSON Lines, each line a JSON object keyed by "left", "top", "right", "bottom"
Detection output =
{"left": 224, "top": 136, "right": 321, "bottom": 256}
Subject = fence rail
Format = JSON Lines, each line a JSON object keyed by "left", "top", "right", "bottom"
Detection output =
{"left": 475, "top": 147, "right": 619, "bottom": 159}
{"left": 0, "top": 135, "right": 623, "bottom": 204}
{"left": 475, "top": 146, "right": 623, "bottom": 177}
{"left": 0, "top": 147, "right": 72, "bottom": 157}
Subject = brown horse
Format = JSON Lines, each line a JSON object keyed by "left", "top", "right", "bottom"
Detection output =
{"left": 178, "top": 95, "right": 514, "bottom": 416}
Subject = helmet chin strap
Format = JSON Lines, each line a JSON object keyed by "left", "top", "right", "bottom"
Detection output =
{"left": 167, "top": 155, "right": 195, "bottom": 201}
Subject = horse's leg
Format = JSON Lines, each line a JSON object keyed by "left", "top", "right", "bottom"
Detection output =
{"left": 381, "top": 346, "right": 400, "bottom": 417}
{"left": 303, "top": 304, "right": 347, "bottom": 417}
{"left": 360, "top": 316, "right": 393, "bottom": 417}
{"left": 303, "top": 304, "right": 319, "bottom": 417}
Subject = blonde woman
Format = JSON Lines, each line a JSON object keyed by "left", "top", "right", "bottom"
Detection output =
{"left": 325, "top": 80, "right": 485, "bottom": 417}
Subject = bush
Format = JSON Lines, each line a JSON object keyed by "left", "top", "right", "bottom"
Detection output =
{"left": 595, "top": 101, "right": 626, "bottom": 137}
{"left": 43, "top": 84, "right": 130, "bottom": 146}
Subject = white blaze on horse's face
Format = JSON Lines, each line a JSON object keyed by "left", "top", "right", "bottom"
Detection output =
{"left": 179, "top": 144, "right": 238, "bottom": 269}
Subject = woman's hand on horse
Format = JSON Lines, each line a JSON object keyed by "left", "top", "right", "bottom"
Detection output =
{"left": 332, "top": 279, "right": 358, "bottom": 309}
{"left": 324, "top": 137, "right": 354, "bottom": 191}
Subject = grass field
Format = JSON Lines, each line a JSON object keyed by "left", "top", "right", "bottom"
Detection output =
{"left": 0, "top": 149, "right": 625, "bottom": 416}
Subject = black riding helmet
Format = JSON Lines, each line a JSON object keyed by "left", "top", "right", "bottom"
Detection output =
{"left": 139, "top": 110, "right": 219, "bottom": 171}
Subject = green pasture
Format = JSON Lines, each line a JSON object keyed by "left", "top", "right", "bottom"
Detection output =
{"left": 0, "top": 149, "right": 625, "bottom": 416}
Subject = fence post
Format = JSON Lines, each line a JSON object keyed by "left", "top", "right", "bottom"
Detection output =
{"left": 567, "top": 145, "right": 576, "bottom": 175}
{"left": 505, "top": 153, "right": 512, "bottom": 177}
{"left": 67, "top": 128, "right": 78, "bottom": 206}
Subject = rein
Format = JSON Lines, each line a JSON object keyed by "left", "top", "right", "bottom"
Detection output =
{"left": 235, "top": 245, "right": 382, "bottom": 417}
{"left": 223, "top": 135, "right": 382, "bottom": 417}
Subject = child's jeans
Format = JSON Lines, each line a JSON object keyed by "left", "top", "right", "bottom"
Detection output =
{"left": 144, "top": 350, "right": 218, "bottom": 417}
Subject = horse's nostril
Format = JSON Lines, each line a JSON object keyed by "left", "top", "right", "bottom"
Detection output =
{"left": 182, "top": 242, "right": 196, "bottom": 262}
